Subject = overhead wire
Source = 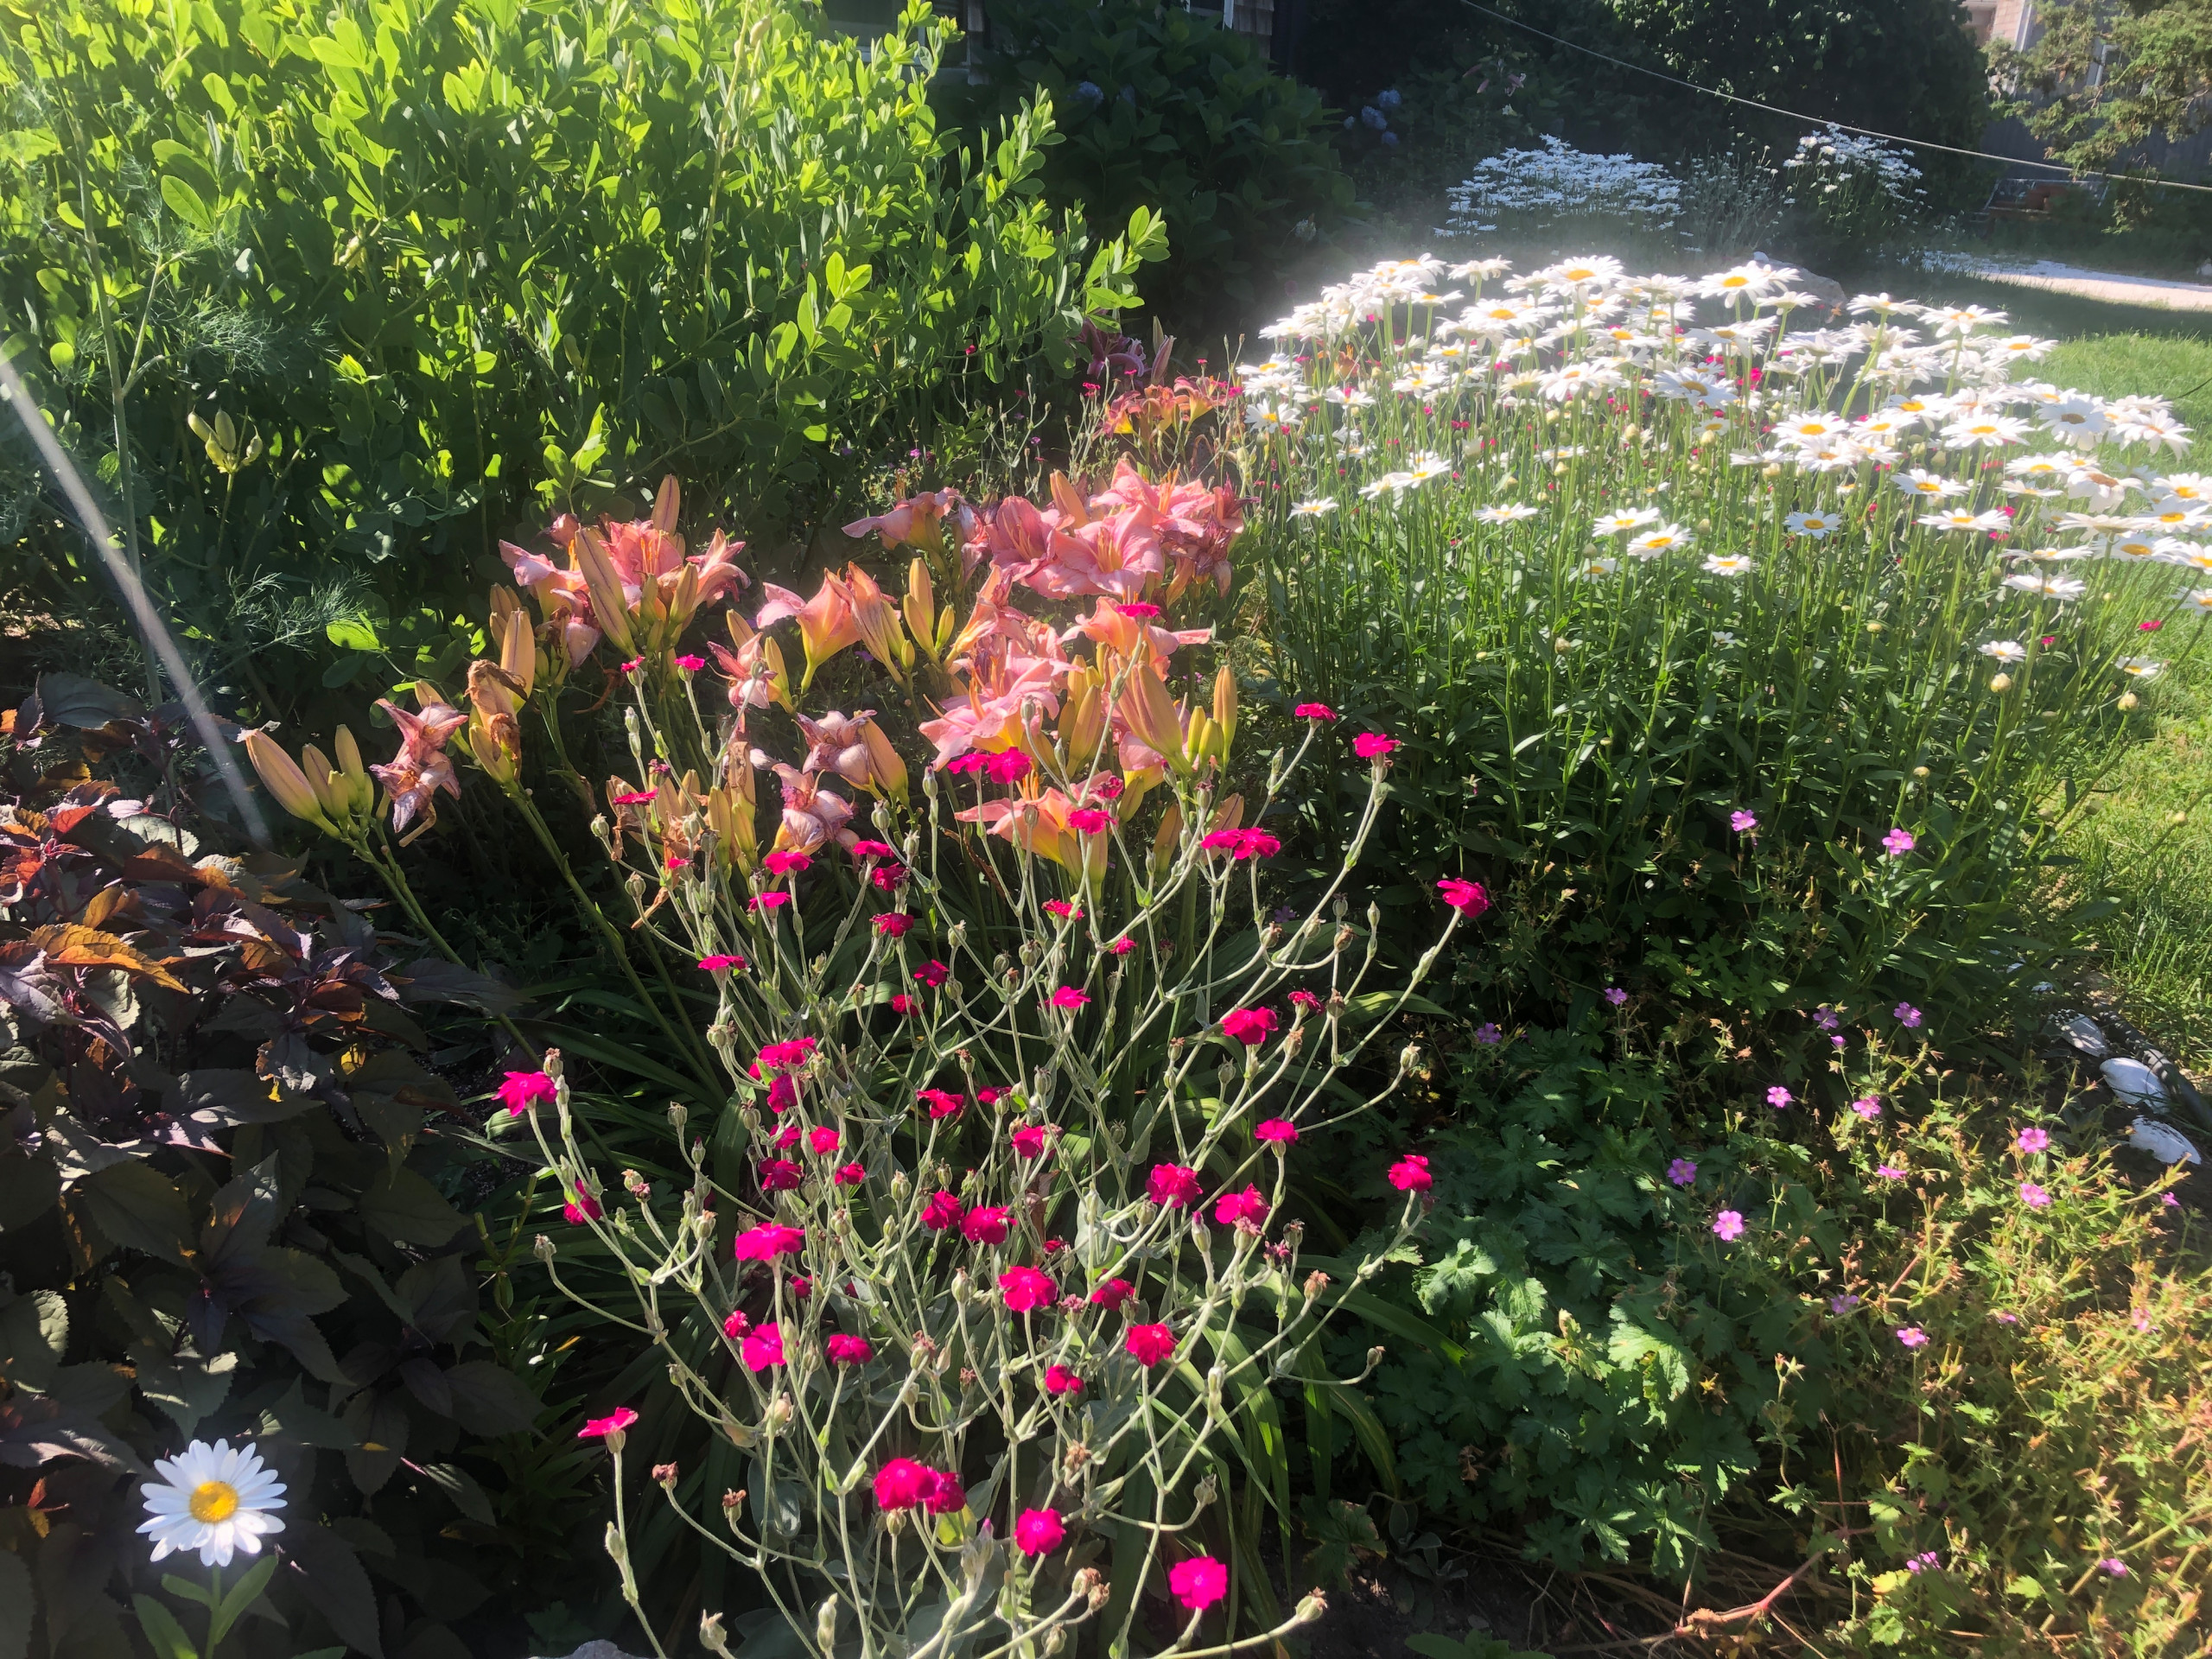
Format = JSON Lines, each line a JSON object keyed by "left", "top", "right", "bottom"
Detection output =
{"left": 1449, "top": 0, "right": 2212, "bottom": 196}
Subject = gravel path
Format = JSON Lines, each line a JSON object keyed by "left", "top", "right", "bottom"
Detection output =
{"left": 1924, "top": 254, "right": 2212, "bottom": 312}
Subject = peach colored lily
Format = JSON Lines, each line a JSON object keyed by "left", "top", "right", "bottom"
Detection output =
{"left": 762, "top": 760, "right": 855, "bottom": 854}
{"left": 842, "top": 489, "right": 976, "bottom": 558}
{"left": 756, "top": 569, "right": 862, "bottom": 690}
{"left": 956, "top": 785, "right": 1108, "bottom": 880}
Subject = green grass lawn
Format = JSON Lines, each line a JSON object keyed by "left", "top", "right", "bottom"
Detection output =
{"left": 2029, "top": 313, "right": 2212, "bottom": 1074}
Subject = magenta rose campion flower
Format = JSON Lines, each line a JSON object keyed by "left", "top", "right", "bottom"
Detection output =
{"left": 826, "top": 1334, "right": 873, "bottom": 1364}
{"left": 1125, "top": 1323, "right": 1177, "bottom": 1367}
{"left": 741, "top": 1324, "right": 785, "bottom": 1372}
{"left": 1089, "top": 1278, "right": 1135, "bottom": 1308}
{"left": 1294, "top": 702, "right": 1338, "bottom": 721}
{"left": 1012, "top": 1124, "right": 1049, "bottom": 1159}
{"left": 497, "top": 1070, "right": 556, "bottom": 1116}
{"left": 1353, "top": 732, "right": 1400, "bottom": 759}
{"left": 962, "top": 1205, "right": 1014, "bottom": 1244}
{"left": 1387, "top": 1154, "right": 1432, "bottom": 1192}
{"left": 1168, "top": 1555, "right": 1229, "bottom": 1611}
{"left": 873, "top": 1459, "right": 932, "bottom": 1510}
{"left": 1254, "top": 1118, "right": 1299, "bottom": 1144}
{"left": 1437, "top": 877, "right": 1489, "bottom": 915}
{"left": 1044, "top": 1363, "right": 1084, "bottom": 1395}
{"left": 578, "top": 1407, "right": 639, "bottom": 1440}
{"left": 1014, "top": 1508, "right": 1065, "bottom": 1557}
{"left": 1050, "top": 987, "right": 1090, "bottom": 1010}
{"left": 920, "top": 1191, "right": 964, "bottom": 1231}
{"left": 1000, "top": 1267, "right": 1057, "bottom": 1312}
{"left": 1146, "top": 1164, "right": 1204, "bottom": 1207}
{"left": 1219, "top": 1007, "right": 1279, "bottom": 1046}
{"left": 1213, "top": 1185, "right": 1269, "bottom": 1230}
{"left": 733, "top": 1224, "right": 804, "bottom": 1261}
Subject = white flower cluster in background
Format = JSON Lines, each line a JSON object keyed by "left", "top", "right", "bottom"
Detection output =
{"left": 1236, "top": 255, "right": 2196, "bottom": 663}
{"left": 1782, "top": 124, "right": 1927, "bottom": 205}
{"left": 1441, "top": 137, "right": 1682, "bottom": 236}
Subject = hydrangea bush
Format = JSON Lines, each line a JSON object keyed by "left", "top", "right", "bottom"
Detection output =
{"left": 247, "top": 437, "right": 1486, "bottom": 1649}
{"left": 1237, "top": 252, "right": 2196, "bottom": 1034}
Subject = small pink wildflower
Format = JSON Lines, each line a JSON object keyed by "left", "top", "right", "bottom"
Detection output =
{"left": 1713, "top": 1210, "right": 1745, "bottom": 1241}
{"left": 2019, "top": 1181, "right": 2051, "bottom": 1210}
{"left": 1897, "top": 1325, "right": 1929, "bottom": 1348}
{"left": 1852, "top": 1096, "right": 1882, "bottom": 1120}
{"left": 1766, "top": 1086, "right": 1792, "bottom": 1109}
{"left": 1882, "top": 827, "right": 1916, "bottom": 856}
{"left": 698, "top": 953, "right": 747, "bottom": 972}
{"left": 2015, "top": 1126, "right": 2050, "bottom": 1154}
{"left": 1894, "top": 1002, "right": 1922, "bottom": 1028}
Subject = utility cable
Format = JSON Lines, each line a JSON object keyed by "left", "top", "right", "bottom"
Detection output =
{"left": 1450, "top": 0, "right": 2212, "bottom": 196}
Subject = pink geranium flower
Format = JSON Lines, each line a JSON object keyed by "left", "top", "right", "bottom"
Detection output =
{"left": 2019, "top": 1181, "right": 2051, "bottom": 1210}
{"left": 1766, "top": 1086, "right": 1792, "bottom": 1109}
{"left": 1147, "top": 1164, "right": 1205, "bottom": 1206}
{"left": 498, "top": 1070, "right": 556, "bottom": 1117}
{"left": 1853, "top": 1096, "right": 1882, "bottom": 1120}
{"left": 1896, "top": 1325, "right": 1929, "bottom": 1348}
{"left": 1713, "top": 1210, "right": 1745, "bottom": 1241}
{"left": 2015, "top": 1127, "right": 2050, "bottom": 1154}
{"left": 1882, "top": 827, "right": 1916, "bottom": 857}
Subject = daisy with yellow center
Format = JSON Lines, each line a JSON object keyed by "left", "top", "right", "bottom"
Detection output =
{"left": 140, "top": 1439, "right": 286, "bottom": 1568}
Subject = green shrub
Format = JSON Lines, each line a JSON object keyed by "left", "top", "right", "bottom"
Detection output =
{"left": 938, "top": 0, "right": 1351, "bottom": 334}
{"left": 0, "top": 676, "right": 557, "bottom": 1658}
{"left": 0, "top": 0, "right": 1158, "bottom": 715}
{"left": 1356, "top": 1022, "right": 2209, "bottom": 1649}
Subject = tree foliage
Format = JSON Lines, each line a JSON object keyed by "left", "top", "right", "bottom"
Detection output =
{"left": 1993, "top": 0, "right": 2212, "bottom": 173}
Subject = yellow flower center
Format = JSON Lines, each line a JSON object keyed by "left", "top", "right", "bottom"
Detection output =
{"left": 189, "top": 1481, "right": 240, "bottom": 1523}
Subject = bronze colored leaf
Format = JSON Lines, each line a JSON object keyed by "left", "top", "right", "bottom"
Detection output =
{"left": 29, "top": 925, "right": 188, "bottom": 994}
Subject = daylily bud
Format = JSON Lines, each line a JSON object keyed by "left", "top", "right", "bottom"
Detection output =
{"left": 297, "top": 743, "right": 345, "bottom": 819}
{"left": 1060, "top": 665, "right": 1106, "bottom": 770}
{"left": 499, "top": 607, "right": 537, "bottom": 698}
{"left": 245, "top": 732, "right": 338, "bottom": 834}
{"left": 575, "top": 529, "right": 639, "bottom": 654}
{"left": 332, "top": 725, "right": 375, "bottom": 817}
{"left": 1151, "top": 800, "right": 1183, "bottom": 876}
{"left": 1211, "top": 664, "right": 1237, "bottom": 751}
{"left": 845, "top": 563, "right": 909, "bottom": 683}
{"left": 904, "top": 558, "right": 936, "bottom": 655}
{"left": 859, "top": 717, "right": 908, "bottom": 806}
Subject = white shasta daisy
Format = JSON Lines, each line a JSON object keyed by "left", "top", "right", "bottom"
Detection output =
{"left": 140, "top": 1440, "right": 286, "bottom": 1568}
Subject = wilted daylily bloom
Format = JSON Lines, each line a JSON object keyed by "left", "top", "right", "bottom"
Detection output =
{"left": 369, "top": 692, "right": 466, "bottom": 842}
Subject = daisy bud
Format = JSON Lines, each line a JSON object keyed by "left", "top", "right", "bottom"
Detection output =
{"left": 2119, "top": 691, "right": 2139, "bottom": 710}
{"left": 1989, "top": 673, "right": 2012, "bottom": 692}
